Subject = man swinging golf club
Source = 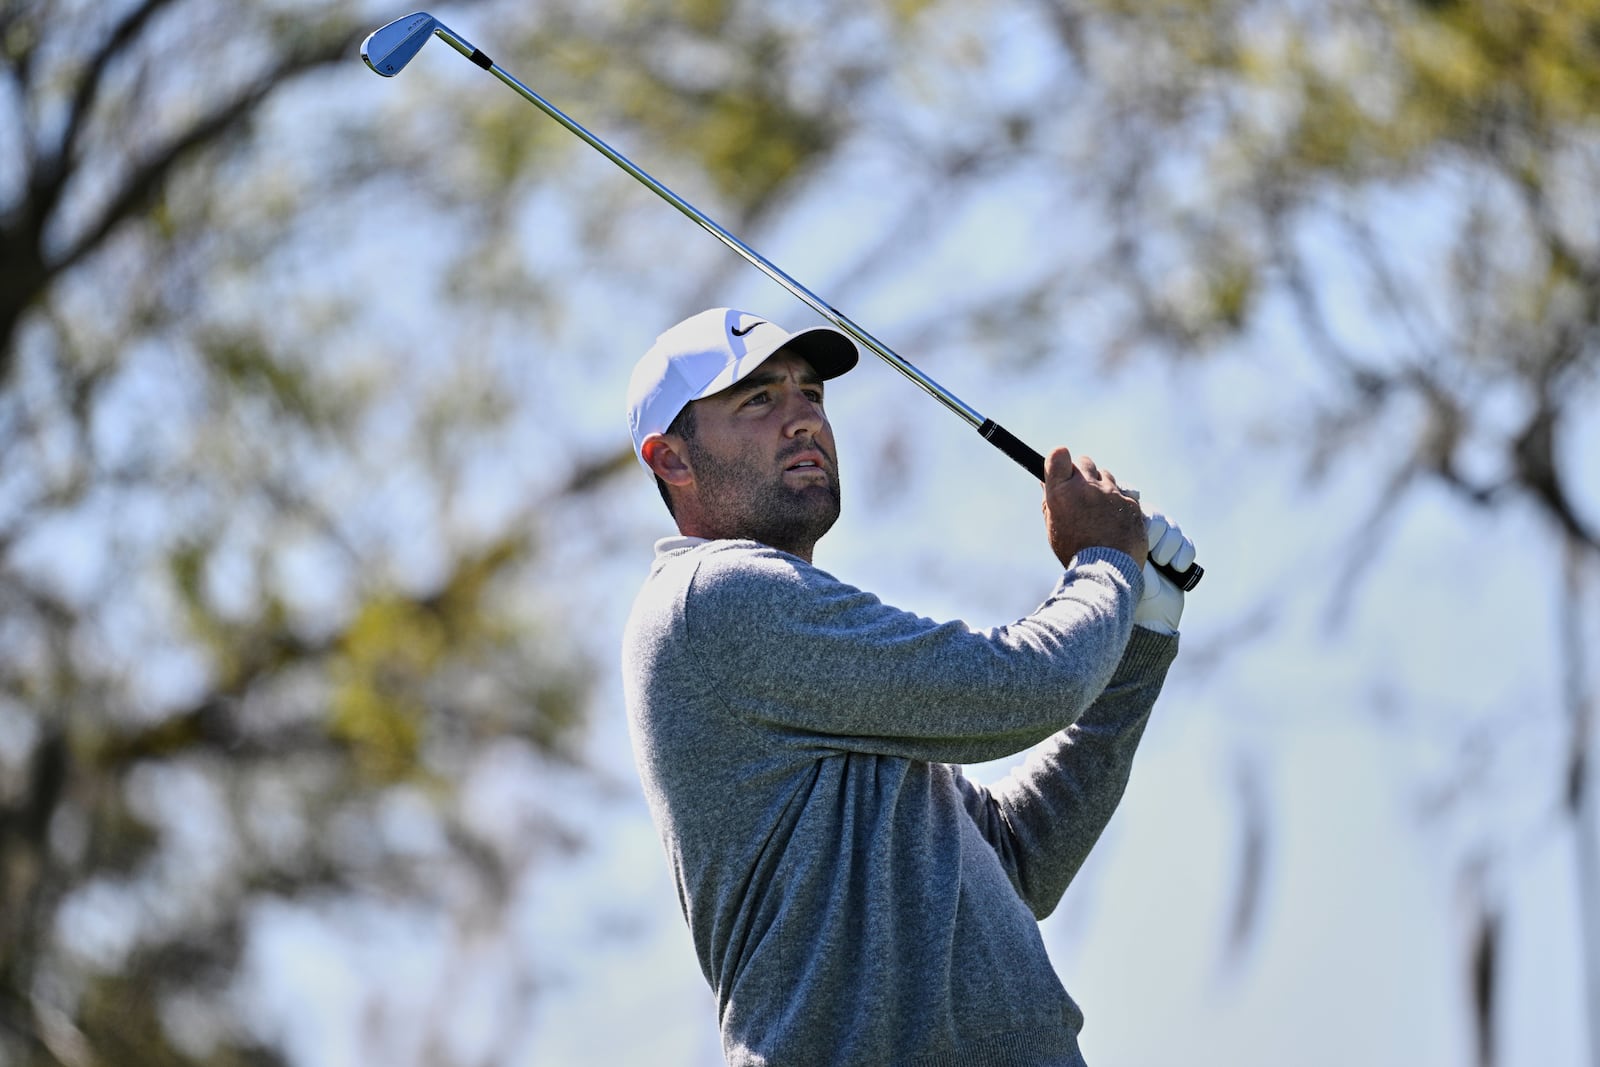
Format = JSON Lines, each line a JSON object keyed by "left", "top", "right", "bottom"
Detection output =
{"left": 621, "top": 307, "right": 1194, "bottom": 1066}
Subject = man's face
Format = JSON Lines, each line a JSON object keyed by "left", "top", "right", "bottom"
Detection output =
{"left": 675, "top": 349, "right": 841, "bottom": 559}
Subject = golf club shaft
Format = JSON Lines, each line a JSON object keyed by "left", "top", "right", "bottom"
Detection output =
{"left": 429, "top": 24, "right": 1203, "bottom": 592}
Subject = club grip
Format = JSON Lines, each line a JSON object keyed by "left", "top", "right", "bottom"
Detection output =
{"left": 977, "top": 419, "right": 1205, "bottom": 591}
{"left": 979, "top": 419, "right": 1047, "bottom": 480}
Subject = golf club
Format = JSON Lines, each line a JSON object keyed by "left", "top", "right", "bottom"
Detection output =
{"left": 362, "top": 12, "right": 1204, "bottom": 591}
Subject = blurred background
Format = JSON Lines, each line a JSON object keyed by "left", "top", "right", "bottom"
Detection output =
{"left": 2, "top": 0, "right": 1597, "bottom": 1064}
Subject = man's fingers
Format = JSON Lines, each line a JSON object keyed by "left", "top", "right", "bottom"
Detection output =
{"left": 1145, "top": 512, "right": 1170, "bottom": 552}
{"left": 1075, "top": 454, "right": 1102, "bottom": 482}
{"left": 1171, "top": 535, "right": 1197, "bottom": 571}
{"left": 1152, "top": 526, "right": 1183, "bottom": 566}
{"left": 1145, "top": 512, "right": 1193, "bottom": 567}
{"left": 1045, "top": 446, "right": 1077, "bottom": 485}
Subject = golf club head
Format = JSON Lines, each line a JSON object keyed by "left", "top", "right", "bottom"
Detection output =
{"left": 361, "top": 12, "right": 438, "bottom": 76}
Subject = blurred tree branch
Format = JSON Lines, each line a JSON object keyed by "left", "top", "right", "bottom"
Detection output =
{"left": 4, "top": 0, "right": 1596, "bottom": 1062}
{"left": 1045, "top": 2, "right": 1599, "bottom": 1061}
{"left": 1, "top": 5, "right": 362, "bottom": 375}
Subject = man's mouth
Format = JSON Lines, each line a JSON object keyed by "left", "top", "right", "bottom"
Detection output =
{"left": 782, "top": 452, "right": 829, "bottom": 477}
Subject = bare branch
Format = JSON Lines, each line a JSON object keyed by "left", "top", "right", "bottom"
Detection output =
{"left": 35, "top": 0, "right": 183, "bottom": 223}
{"left": 0, "top": 9, "right": 41, "bottom": 183}
{"left": 1471, "top": 912, "right": 1500, "bottom": 1067}
{"left": 49, "top": 26, "right": 364, "bottom": 284}
{"left": 1269, "top": 208, "right": 1390, "bottom": 396}
{"left": 1220, "top": 755, "right": 1269, "bottom": 972}
{"left": 1512, "top": 404, "right": 1599, "bottom": 552}
{"left": 560, "top": 443, "right": 636, "bottom": 497}
{"left": 1322, "top": 459, "right": 1420, "bottom": 631}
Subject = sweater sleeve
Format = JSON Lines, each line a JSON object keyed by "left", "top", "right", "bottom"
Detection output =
{"left": 680, "top": 541, "right": 1143, "bottom": 766}
{"left": 953, "top": 626, "right": 1178, "bottom": 918}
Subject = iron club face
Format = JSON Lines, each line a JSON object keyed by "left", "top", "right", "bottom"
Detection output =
{"left": 361, "top": 12, "right": 439, "bottom": 77}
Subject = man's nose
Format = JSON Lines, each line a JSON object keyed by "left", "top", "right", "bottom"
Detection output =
{"left": 780, "top": 389, "right": 824, "bottom": 435}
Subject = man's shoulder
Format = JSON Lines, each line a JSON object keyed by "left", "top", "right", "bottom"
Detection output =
{"left": 628, "top": 540, "right": 819, "bottom": 656}
{"left": 652, "top": 539, "right": 812, "bottom": 600}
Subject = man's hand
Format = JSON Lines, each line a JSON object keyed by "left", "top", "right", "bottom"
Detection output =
{"left": 1043, "top": 447, "right": 1148, "bottom": 571}
{"left": 1134, "top": 511, "right": 1196, "bottom": 634}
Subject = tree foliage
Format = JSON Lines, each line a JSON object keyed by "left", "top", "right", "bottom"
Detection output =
{"left": 0, "top": 1, "right": 586, "bottom": 1061}
{"left": 1040, "top": 2, "right": 1600, "bottom": 1061}
{"left": 1, "top": 0, "right": 982, "bottom": 1061}
{"left": 2, "top": 0, "right": 1596, "bottom": 1063}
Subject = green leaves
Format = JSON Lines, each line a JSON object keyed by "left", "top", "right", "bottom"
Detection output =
{"left": 4, "top": 1, "right": 1595, "bottom": 1063}
{"left": 328, "top": 538, "right": 534, "bottom": 783}
{"left": 1404, "top": 0, "right": 1600, "bottom": 130}
{"left": 199, "top": 330, "right": 329, "bottom": 426}
{"left": 330, "top": 594, "right": 439, "bottom": 781}
{"left": 670, "top": 82, "right": 839, "bottom": 207}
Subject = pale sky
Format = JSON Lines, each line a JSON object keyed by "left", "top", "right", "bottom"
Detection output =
{"left": 146, "top": 4, "right": 1600, "bottom": 1064}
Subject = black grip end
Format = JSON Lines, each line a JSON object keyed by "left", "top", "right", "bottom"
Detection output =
{"left": 1156, "top": 559, "right": 1204, "bottom": 592}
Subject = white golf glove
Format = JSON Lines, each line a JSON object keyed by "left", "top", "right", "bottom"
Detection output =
{"left": 1134, "top": 510, "right": 1195, "bottom": 635}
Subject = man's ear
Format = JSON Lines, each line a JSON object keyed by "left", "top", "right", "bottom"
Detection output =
{"left": 641, "top": 434, "right": 693, "bottom": 488}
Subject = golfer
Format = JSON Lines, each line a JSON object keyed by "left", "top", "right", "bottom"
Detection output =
{"left": 621, "top": 308, "right": 1193, "bottom": 1066}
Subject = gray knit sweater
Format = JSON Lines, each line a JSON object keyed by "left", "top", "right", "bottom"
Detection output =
{"left": 621, "top": 537, "right": 1177, "bottom": 1066}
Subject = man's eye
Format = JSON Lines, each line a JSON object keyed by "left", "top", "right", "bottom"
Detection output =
{"left": 805, "top": 390, "right": 824, "bottom": 403}
{"left": 744, "top": 392, "right": 769, "bottom": 406}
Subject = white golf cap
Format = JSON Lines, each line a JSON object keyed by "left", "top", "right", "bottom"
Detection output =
{"left": 626, "top": 308, "right": 858, "bottom": 471}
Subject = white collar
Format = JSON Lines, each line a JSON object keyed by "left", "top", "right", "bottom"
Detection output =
{"left": 652, "top": 535, "right": 710, "bottom": 558}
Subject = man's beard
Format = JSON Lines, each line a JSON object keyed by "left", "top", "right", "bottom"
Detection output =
{"left": 689, "top": 440, "right": 841, "bottom": 557}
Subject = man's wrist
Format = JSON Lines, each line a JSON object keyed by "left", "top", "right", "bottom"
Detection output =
{"left": 1065, "top": 546, "right": 1146, "bottom": 595}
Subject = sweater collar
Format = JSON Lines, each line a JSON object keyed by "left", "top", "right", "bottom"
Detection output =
{"left": 653, "top": 535, "right": 710, "bottom": 559}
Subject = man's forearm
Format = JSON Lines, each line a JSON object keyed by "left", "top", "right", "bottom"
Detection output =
{"left": 959, "top": 627, "right": 1178, "bottom": 918}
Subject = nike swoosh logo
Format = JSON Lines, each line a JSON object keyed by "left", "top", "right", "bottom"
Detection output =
{"left": 731, "top": 319, "right": 764, "bottom": 336}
